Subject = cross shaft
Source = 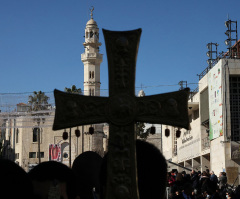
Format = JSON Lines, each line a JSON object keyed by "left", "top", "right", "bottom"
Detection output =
{"left": 53, "top": 29, "right": 190, "bottom": 199}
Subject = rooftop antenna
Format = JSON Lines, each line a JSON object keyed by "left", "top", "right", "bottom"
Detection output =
{"left": 206, "top": 43, "right": 218, "bottom": 68}
{"left": 225, "top": 17, "right": 238, "bottom": 58}
{"left": 178, "top": 81, "right": 187, "bottom": 90}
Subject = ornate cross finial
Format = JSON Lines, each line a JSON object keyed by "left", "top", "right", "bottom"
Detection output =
{"left": 90, "top": 6, "right": 94, "bottom": 19}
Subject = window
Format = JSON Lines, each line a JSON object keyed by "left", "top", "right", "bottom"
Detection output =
{"left": 92, "top": 71, "right": 94, "bottom": 78}
{"left": 95, "top": 32, "right": 99, "bottom": 39}
{"left": 16, "top": 128, "right": 19, "bottom": 143}
{"left": 173, "top": 130, "right": 177, "bottom": 156}
{"left": 230, "top": 76, "right": 240, "bottom": 141}
{"left": 189, "top": 114, "right": 192, "bottom": 123}
{"left": 37, "top": 152, "right": 44, "bottom": 158}
{"left": 89, "top": 71, "right": 91, "bottom": 79}
{"left": 33, "top": 127, "right": 39, "bottom": 142}
{"left": 92, "top": 89, "right": 94, "bottom": 96}
{"left": 15, "top": 153, "right": 19, "bottom": 159}
{"left": 29, "top": 152, "right": 36, "bottom": 158}
{"left": 193, "top": 109, "right": 199, "bottom": 120}
{"left": 90, "top": 31, "right": 93, "bottom": 38}
{"left": 200, "top": 88, "right": 209, "bottom": 123}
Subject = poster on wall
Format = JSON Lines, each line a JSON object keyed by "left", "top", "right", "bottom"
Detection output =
{"left": 49, "top": 144, "right": 61, "bottom": 162}
{"left": 208, "top": 64, "right": 223, "bottom": 140}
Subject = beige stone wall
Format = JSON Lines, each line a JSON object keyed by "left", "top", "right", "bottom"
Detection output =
{"left": 5, "top": 113, "right": 106, "bottom": 171}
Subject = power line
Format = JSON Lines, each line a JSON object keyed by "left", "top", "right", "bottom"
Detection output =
{"left": 0, "top": 82, "right": 199, "bottom": 95}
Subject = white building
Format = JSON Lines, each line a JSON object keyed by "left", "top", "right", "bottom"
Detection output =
{"left": 162, "top": 40, "right": 240, "bottom": 186}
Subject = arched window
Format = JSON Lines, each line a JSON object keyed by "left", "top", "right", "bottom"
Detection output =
{"left": 33, "top": 127, "right": 40, "bottom": 142}
{"left": 89, "top": 89, "right": 92, "bottom": 96}
{"left": 16, "top": 128, "right": 19, "bottom": 143}
{"left": 92, "top": 71, "right": 94, "bottom": 79}
{"left": 92, "top": 89, "right": 94, "bottom": 96}
{"left": 95, "top": 32, "right": 99, "bottom": 39}
{"left": 90, "top": 31, "right": 93, "bottom": 38}
{"left": 89, "top": 71, "right": 91, "bottom": 79}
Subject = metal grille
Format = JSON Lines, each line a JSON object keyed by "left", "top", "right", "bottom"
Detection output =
{"left": 230, "top": 76, "right": 240, "bottom": 141}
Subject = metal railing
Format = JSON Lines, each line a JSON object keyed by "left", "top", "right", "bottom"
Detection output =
{"left": 189, "top": 86, "right": 199, "bottom": 100}
{"left": 197, "top": 52, "right": 225, "bottom": 81}
{"left": 202, "top": 137, "right": 210, "bottom": 150}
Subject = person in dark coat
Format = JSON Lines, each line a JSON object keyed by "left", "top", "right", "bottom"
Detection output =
{"left": 210, "top": 171, "right": 218, "bottom": 193}
{"left": 72, "top": 151, "right": 103, "bottom": 199}
{"left": 210, "top": 171, "right": 218, "bottom": 184}
{"left": 200, "top": 171, "right": 210, "bottom": 194}
{"left": 218, "top": 172, "right": 227, "bottom": 190}
{"left": 172, "top": 173, "right": 185, "bottom": 197}
{"left": 0, "top": 159, "right": 33, "bottom": 199}
{"left": 182, "top": 170, "right": 191, "bottom": 184}
{"left": 190, "top": 170, "right": 200, "bottom": 195}
{"left": 172, "top": 183, "right": 194, "bottom": 199}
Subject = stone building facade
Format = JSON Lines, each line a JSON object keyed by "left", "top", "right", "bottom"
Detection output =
{"left": 162, "top": 52, "right": 240, "bottom": 185}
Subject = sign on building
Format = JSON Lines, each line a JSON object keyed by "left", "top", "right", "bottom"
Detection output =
{"left": 49, "top": 144, "right": 61, "bottom": 162}
{"left": 208, "top": 64, "right": 223, "bottom": 140}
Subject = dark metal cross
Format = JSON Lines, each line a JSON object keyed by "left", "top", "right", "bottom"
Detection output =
{"left": 53, "top": 29, "right": 190, "bottom": 199}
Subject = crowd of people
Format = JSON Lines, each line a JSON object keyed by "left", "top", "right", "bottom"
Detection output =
{"left": 0, "top": 140, "right": 240, "bottom": 199}
{"left": 167, "top": 169, "right": 240, "bottom": 199}
{"left": 0, "top": 140, "right": 167, "bottom": 199}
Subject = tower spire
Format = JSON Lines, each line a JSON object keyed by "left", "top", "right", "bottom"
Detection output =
{"left": 81, "top": 8, "right": 102, "bottom": 96}
{"left": 90, "top": 6, "right": 94, "bottom": 19}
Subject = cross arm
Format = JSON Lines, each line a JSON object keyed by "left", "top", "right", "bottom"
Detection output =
{"left": 135, "top": 88, "right": 190, "bottom": 130}
{"left": 52, "top": 89, "right": 108, "bottom": 130}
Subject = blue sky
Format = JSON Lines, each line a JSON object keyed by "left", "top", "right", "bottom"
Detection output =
{"left": 1, "top": 0, "right": 240, "bottom": 96}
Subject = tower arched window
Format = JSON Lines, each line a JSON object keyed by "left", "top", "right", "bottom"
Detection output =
{"left": 90, "top": 31, "right": 93, "bottom": 38}
{"left": 92, "top": 71, "right": 94, "bottom": 79}
{"left": 95, "top": 32, "right": 99, "bottom": 39}
{"left": 89, "top": 89, "right": 92, "bottom": 96}
{"left": 33, "top": 127, "right": 40, "bottom": 142}
{"left": 92, "top": 89, "right": 94, "bottom": 96}
{"left": 89, "top": 71, "right": 92, "bottom": 79}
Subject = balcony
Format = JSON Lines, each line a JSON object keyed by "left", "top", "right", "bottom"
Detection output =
{"left": 202, "top": 137, "right": 210, "bottom": 150}
{"left": 81, "top": 53, "right": 103, "bottom": 61}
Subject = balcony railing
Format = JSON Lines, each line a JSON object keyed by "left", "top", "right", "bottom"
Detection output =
{"left": 202, "top": 137, "right": 210, "bottom": 150}
{"left": 189, "top": 86, "right": 199, "bottom": 100}
{"left": 81, "top": 53, "right": 103, "bottom": 60}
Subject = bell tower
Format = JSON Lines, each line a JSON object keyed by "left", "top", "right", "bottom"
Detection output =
{"left": 81, "top": 7, "right": 103, "bottom": 96}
